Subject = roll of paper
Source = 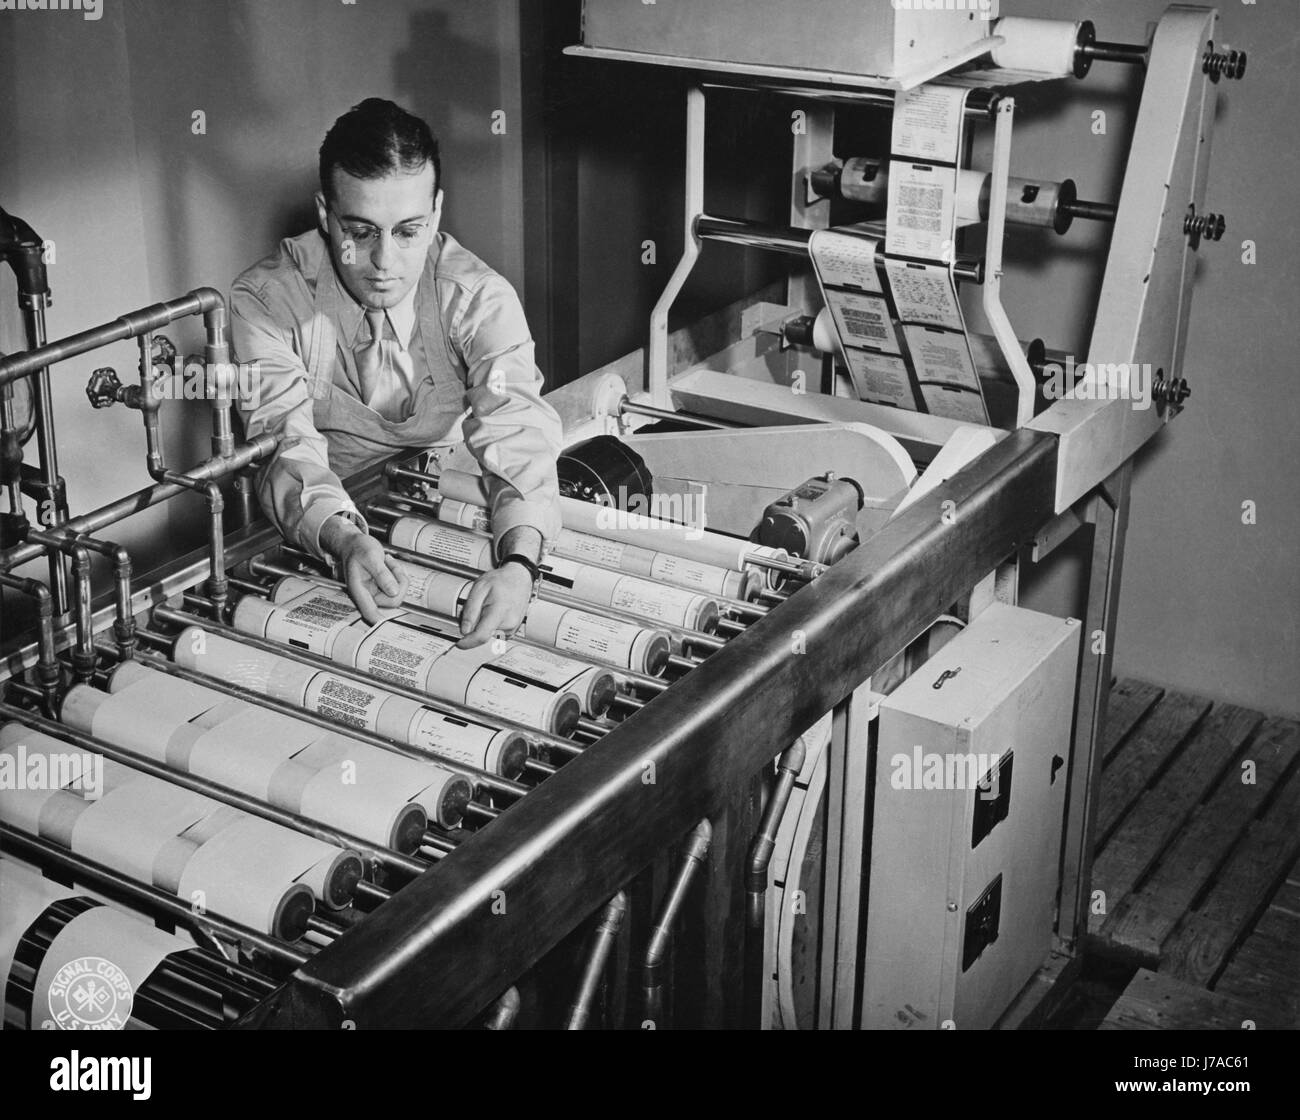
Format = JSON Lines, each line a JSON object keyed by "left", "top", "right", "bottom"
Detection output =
{"left": 263, "top": 579, "right": 610, "bottom": 726}
{"left": 991, "top": 17, "right": 1081, "bottom": 77}
{"left": 31, "top": 902, "right": 191, "bottom": 1030}
{"left": 67, "top": 665, "right": 463, "bottom": 839}
{"left": 3, "top": 725, "right": 358, "bottom": 937}
{"left": 435, "top": 471, "right": 792, "bottom": 577}
{"left": 521, "top": 598, "right": 672, "bottom": 676}
{"left": 541, "top": 554, "right": 719, "bottom": 633}
{"left": 174, "top": 627, "right": 526, "bottom": 777}
{"left": 390, "top": 515, "right": 494, "bottom": 569}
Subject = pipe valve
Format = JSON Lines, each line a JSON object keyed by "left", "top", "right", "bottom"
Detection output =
{"left": 86, "top": 366, "right": 136, "bottom": 410}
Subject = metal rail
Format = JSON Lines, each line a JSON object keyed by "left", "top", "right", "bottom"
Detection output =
{"left": 235, "top": 427, "right": 1057, "bottom": 1028}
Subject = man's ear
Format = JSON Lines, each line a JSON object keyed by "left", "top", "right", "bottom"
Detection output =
{"left": 315, "top": 191, "right": 329, "bottom": 235}
{"left": 431, "top": 188, "right": 445, "bottom": 232}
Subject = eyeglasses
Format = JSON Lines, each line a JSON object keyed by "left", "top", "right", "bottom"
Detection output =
{"left": 329, "top": 206, "right": 433, "bottom": 250}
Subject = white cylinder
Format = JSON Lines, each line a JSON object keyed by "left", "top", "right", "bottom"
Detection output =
{"left": 543, "top": 555, "right": 719, "bottom": 633}
{"left": 521, "top": 598, "right": 672, "bottom": 677}
{"left": 175, "top": 628, "right": 526, "bottom": 777}
{"left": 266, "top": 577, "right": 614, "bottom": 722}
{"left": 435, "top": 468, "right": 790, "bottom": 576}
{"left": 956, "top": 169, "right": 988, "bottom": 226}
{"left": 992, "top": 17, "right": 1080, "bottom": 77}
{"left": 390, "top": 515, "right": 494, "bottom": 570}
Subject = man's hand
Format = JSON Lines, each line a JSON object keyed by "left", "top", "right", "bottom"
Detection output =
{"left": 457, "top": 562, "right": 534, "bottom": 649}
{"left": 457, "top": 525, "right": 543, "bottom": 649}
{"left": 320, "top": 514, "right": 409, "bottom": 625}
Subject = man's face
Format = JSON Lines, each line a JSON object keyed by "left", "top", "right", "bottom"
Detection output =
{"left": 316, "top": 163, "right": 441, "bottom": 310}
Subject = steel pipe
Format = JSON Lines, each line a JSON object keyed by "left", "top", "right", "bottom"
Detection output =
{"left": 642, "top": 819, "right": 712, "bottom": 1027}
{"left": 565, "top": 892, "right": 628, "bottom": 1030}
{"left": 0, "top": 435, "right": 277, "bottom": 573}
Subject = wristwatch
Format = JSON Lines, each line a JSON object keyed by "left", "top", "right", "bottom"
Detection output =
{"left": 499, "top": 552, "right": 541, "bottom": 584}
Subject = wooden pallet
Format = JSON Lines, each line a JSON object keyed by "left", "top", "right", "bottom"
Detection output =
{"left": 1087, "top": 681, "right": 1300, "bottom": 1028}
{"left": 1100, "top": 968, "right": 1268, "bottom": 1031}
{"left": 1211, "top": 863, "right": 1300, "bottom": 1029}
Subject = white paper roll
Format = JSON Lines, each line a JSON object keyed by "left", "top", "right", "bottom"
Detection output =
{"left": 83, "top": 662, "right": 462, "bottom": 841}
{"left": 1, "top": 858, "right": 81, "bottom": 1003}
{"left": 521, "top": 598, "right": 672, "bottom": 676}
{"left": 4, "top": 726, "right": 358, "bottom": 936}
{"left": 177, "top": 628, "right": 523, "bottom": 776}
{"left": 435, "top": 469, "right": 790, "bottom": 578}
{"left": 390, "top": 515, "right": 494, "bottom": 569}
{"left": 543, "top": 555, "right": 719, "bottom": 633}
{"left": 261, "top": 579, "right": 611, "bottom": 725}
{"left": 32, "top": 904, "right": 190, "bottom": 1030}
{"left": 991, "top": 17, "right": 1080, "bottom": 76}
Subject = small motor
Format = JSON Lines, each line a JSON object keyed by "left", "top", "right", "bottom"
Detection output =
{"left": 756, "top": 473, "right": 862, "bottom": 565}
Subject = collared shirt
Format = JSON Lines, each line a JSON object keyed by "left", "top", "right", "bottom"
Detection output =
{"left": 230, "top": 229, "right": 563, "bottom": 558}
{"left": 354, "top": 283, "right": 418, "bottom": 422}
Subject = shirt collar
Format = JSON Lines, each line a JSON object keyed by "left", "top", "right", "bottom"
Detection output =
{"left": 337, "top": 277, "right": 420, "bottom": 351}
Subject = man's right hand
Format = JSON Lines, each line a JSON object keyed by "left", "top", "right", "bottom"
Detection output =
{"left": 320, "top": 514, "right": 409, "bottom": 624}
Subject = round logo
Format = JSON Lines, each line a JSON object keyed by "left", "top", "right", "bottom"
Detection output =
{"left": 47, "top": 956, "right": 134, "bottom": 1030}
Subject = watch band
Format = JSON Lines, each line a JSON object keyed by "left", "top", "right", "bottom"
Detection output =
{"left": 499, "top": 553, "right": 541, "bottom": 582}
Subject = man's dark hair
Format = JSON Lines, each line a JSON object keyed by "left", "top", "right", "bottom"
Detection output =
{"left": 319, "top": 98, "right": 440, "bottom": 201}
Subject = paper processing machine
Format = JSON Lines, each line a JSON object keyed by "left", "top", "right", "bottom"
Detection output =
{"left": 0, "top": 3, "right": 1245, "bottom": 1029}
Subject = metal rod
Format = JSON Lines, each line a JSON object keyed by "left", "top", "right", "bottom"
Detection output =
{"left": 0, "top": 572, "right": 60, "bottom": 713}
{"left": 149, "top": 604, "right": 569, "bottom": 775}
{"left": 249, "top": 558, "right": 663, "bottom": 700}
{"left": 27, "top": 529, "right": 97, "bottom": 681}
{"left": 0, "top": 288, "right": 227, "bottom": 388}
{"left": 0, "top": 700, "right": 425, "bottom": 878}
{"left": 565, "top": 892, "right": 628, "bottom": 1030}
{"left": 374, "top": 532, "right": 727, "bottom": 654}
{"left": 72, "top": 532, "right": 136, "bottom": 661}
{"left": 743, "top": 740, "right": 807, "bottom": 1028}
{"left": 484, "top": 987, "right": 521, "bottom": 1030}
{"left": 306, "top": 914, "right": 348, "bottom": 940}
{"left": 695, "top": 214, "right": 985, "bottom": 283}
{"left": 1060, "top": 198, "right": 1119, "bottom": 223}
{"left": 381, "top": 490, "right": 768, "bottom": 621}
{"left": 21, "top": 301, "right": 69, "bottom": 613}
{"left": 122, "top": 636, "right": 516, "bottom": 803}
{"left": 1080, "top": 40, "right": 1149, "bottom": 66}
{"left": 0, "top": 824, "right": 309, "bottom": 967}
{"left": 642, "top": 819, "right": 712, "bottom": 1027}
{"left": 353, "top": 881, "right": 392, "bottom": 907}
{"left": 618, "top": 400, "right": 737, "bottom": 430}
{"left": 0, "top": 435, "right": 277, "bottom": 573}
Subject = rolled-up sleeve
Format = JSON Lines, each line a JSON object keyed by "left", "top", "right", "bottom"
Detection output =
{"left": 230, "top": 279, "right": 365, "bottom": 557}
{"left": 454, "top": 275, "right": 563, "bottom": 554}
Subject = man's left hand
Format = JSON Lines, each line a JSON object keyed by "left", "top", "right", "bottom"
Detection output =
{"left": 457, "top": 562, "right": 534, "bottom": 649}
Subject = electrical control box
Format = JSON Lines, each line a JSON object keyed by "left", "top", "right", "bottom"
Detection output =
{"left": 861, "top": 602, "right": 1080, "bottom": 1029}
{"left": 578, "top": 0, "right": 1001, "bottom": 88}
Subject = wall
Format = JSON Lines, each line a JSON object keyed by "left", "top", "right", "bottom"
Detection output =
{"left": 989, "top": 0, "right": 1298, "bottom": 717}
{"left": 0, "top": 0, "right": 525, "bottom": 580}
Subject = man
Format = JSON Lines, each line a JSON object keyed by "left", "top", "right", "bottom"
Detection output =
{"left": 231, "top": 98, "right": 562, "bottom": 647}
